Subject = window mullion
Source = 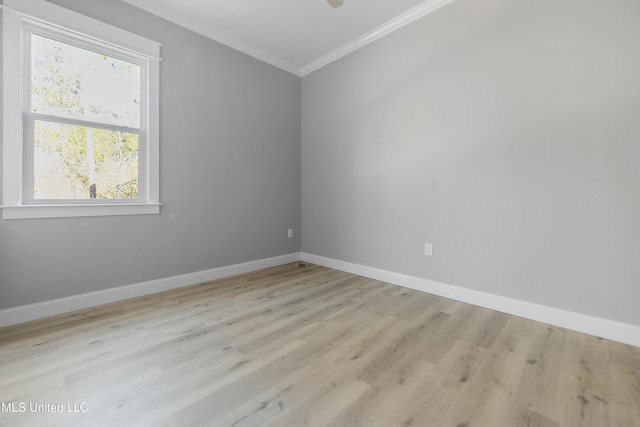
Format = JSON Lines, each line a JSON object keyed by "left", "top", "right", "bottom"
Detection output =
{"left": 28, "top": 113, "right": 142, "bottom": 135}
{"left": 23, "top": 113, "right": 36, "bottom": 203}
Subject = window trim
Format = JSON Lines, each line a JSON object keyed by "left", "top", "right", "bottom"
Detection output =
{"left": 2, "top": 0, "right": 161, "bottom": 219}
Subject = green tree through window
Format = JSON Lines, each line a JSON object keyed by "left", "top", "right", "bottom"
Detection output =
{"left": 31, "top": 34, "right": 141, "bottom": 200}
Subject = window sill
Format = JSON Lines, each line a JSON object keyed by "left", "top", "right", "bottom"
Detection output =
{"left": 1, "top": 203, "right": 161, "bottom": 219}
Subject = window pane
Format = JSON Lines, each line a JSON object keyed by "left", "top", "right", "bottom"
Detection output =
{"left": 31, "top": 33, "right": 141, "bottom": 129}
{"left": 34, "top": 120, "right": 139, "bottom": 200}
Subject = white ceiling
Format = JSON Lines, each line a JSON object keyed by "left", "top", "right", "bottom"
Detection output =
{"left": 121, "top": 0, "right": 455, "bottom": 76}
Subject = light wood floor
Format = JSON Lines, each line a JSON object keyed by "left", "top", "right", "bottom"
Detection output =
{"left": 1, "top": 263, "right": 638, "bottom": 427}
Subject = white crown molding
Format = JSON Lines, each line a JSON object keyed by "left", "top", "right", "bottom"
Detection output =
{"left": 300, "top": 0, "right": 457, "bottom": 75}
{"left": 0, "top": 253, "right": 301, "bottom": 327}
{"left": 122, "top": 0, "right": 458, "bottom": 77}
{"left": 121, "top": 0, "right": 301, "bottom": 75}
{"left": 301, "top": 253, "right": 640, "bottom": 348}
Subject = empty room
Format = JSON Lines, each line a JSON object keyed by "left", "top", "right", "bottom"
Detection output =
{"left": 1, "top": 0, "right": 639, "bottom": 425}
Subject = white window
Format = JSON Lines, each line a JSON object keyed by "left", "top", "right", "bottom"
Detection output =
{"left": 2, "top": 0, "right": 161, "bottom": 219}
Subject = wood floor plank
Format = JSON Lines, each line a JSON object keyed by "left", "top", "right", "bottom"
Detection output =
{"left": 1, "top": 263, "right": 638, "bottom": 426}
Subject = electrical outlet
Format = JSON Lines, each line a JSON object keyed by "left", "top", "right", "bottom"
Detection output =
{"left": 424, "top": 243, "right": 433, "bottom": 256}
{"left": 288, "top": 228, "right": 293, "bottom": 238}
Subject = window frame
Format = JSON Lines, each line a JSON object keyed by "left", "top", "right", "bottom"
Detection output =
{"left": 2, "top": 0, "right": 161, "bottom": 219}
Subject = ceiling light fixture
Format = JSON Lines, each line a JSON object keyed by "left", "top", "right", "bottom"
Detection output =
{"left": 327, "top": 0, "right": 344, "bottom": 8}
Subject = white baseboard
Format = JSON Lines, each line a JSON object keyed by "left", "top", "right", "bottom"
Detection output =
{"left": 3, "top": 251, "right": 639, "bottom": 348}
{"left": 0, "top": 253, "right": 301, "bottom": 328}
{"left": 301, "top": 253, "right": 640, "bottom": 348}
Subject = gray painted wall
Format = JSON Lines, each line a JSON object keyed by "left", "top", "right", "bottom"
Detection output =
{"left": 302, "top": 0, "right": 640, "bottom": 325}
{"left": 2, "top": 0, "right": 639, "bottom": 329}
{"left": 0, "top": 0, "right": 301, "bottom": 309}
